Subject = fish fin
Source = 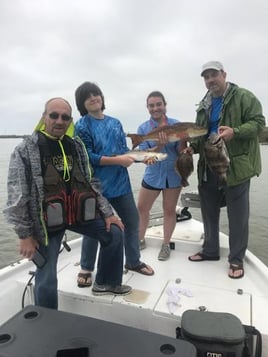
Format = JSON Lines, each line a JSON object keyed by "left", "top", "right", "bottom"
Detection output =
{"left": 219, "top": 174, "right": 227, "bottom": 184}
{"left": 182, "top": 179, "right": 189, "bottom": 187}
{"left": 127, "top": 133, "right": 142, "bottom": 149}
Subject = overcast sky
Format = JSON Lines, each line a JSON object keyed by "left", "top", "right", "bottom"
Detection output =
{"left": 0, "top": 0, "right": 267, "bottom": 135}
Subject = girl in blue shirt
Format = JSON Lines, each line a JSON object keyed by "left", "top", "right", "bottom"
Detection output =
{"left": 137, "top": 91, "right": 184, "bottom": 260}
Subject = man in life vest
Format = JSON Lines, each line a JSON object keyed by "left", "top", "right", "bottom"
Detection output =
{"left": 4, "top": 97, "right": 131, "bottom": 309}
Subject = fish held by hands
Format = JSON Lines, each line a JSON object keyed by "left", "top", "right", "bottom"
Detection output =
{"left": 127, "top": 122, "right": 207, "bottom": 149}
{"left": 123, "top": 150, "right": 167, "bottom": 163}
{"left": 175, "top": 151, "right": 194, "bottom": 187}
{"left": 204, "top": 133, "right": 230, "bottom": 183}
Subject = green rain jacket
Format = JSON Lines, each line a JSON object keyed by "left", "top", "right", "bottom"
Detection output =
{"left": 191, "top": 82, "right": 266, "bottom": 186}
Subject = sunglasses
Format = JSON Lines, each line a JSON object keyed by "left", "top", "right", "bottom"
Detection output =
{"left": 48, "top": 112, "right": 72, "bottom": 121}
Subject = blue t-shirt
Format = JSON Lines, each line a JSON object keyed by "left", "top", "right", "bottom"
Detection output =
{"left": 209, "top": 96, "right": 223, "bottom": 134}
{"left": 75, "top": 114, "right": 131, "bottom": 198}
{"left": 137, "top": 117, "right": 182, "bottom": 189}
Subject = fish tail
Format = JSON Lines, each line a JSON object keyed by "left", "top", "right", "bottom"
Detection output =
{"left": 219, "top": 173, "right": 227, "bottom": 184}
{"left": 182, "top": 179, "right": 189, "bottom": 187}
{"left": 127, "top": 133, "right": 142, "bottom": 149}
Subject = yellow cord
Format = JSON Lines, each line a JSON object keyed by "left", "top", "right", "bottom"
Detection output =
{"left": 40, "top": 130, "right": 70, "bottom": 182}
{"left": 58, "top": 140, "right": 70, "bottom": 182}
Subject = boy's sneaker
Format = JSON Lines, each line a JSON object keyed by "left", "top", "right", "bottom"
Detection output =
{"left": 158, "top": 243, "right": 170, "bottom": 261}
{"left": 92, "top": 283, "right": 132, "bottom": 296}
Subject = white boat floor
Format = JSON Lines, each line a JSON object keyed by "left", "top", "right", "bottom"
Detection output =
{"left": 54, "top": 230, "right": 268, "bottom": 337}
{"left": 1, "top": 218, "right": 268, "bottom": 354}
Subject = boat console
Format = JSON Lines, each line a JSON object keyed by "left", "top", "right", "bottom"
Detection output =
{"left": 0, "top": 305, "right": 196, "bottom": 357}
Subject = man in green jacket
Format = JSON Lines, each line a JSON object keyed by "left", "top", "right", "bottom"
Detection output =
{"left": 187, "top": 61, "right": 265, "bottom": 279}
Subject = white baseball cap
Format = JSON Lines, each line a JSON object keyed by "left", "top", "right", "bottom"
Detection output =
{"left": 201, "top": 61, "right": 224, "bottom": 76}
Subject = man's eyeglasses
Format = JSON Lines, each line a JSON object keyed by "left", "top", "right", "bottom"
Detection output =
{"left": 48, "top": 112, "right": 72, "bottom": 121}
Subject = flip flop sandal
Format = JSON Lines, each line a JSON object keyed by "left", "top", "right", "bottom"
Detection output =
{"left": 77, "top": 272, "right": 92, "bottom": 287}
{"left": 228, "top": 264, "right": 244, "bottom": 279}
{"left": 125, "top": 262, "right": 154, "bottom": 276}
{"left": 188, "top": 252, "right": 220, "bottom": 262}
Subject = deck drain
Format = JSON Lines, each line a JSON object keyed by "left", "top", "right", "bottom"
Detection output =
{"left": 160, "top": 343, "right": 176, "bottom": 354}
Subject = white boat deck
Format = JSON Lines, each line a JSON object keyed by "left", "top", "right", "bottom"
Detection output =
{"left": 0, "top": 218, "right": 268, "bottom": 355}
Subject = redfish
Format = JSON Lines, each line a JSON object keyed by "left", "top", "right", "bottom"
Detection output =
{"left": 127, "top": 122, "right": 207, "bottom": 149}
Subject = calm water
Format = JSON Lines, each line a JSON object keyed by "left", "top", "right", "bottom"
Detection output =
{"left": 0, "top": 138, "right": 267, "bottom": 268}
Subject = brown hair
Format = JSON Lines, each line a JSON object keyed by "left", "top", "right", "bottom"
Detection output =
{"left": 75, "top": 82, "right": 105, "bottom": 116}
{"left": 146, "top": 91, "right": 167, "bottom": 106}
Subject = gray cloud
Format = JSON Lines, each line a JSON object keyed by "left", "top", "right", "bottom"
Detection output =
{"left": 0, "top": 0, "right": 267, "bottom": 134}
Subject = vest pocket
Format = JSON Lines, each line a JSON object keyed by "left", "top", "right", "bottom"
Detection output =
{"left": 43, "top": 192, "right": 68, "bottom": 231}
{"left": 84, "top": 197, "right": 96, "bottom": 221}
{"left": 72, "top": 191, "right": 97, "bottom": 224}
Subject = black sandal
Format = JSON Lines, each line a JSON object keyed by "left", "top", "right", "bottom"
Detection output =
{"left": 125, "top": 262, "right": 154, "bottom": 276}
{"left": 77, "top": 272, "right": 92, "bottom": 287}
{"left": 228, "top": 264, "right": 244, "bottom": 279}
{"left": 188, "top": 252, "right": 220, "bottom": 262}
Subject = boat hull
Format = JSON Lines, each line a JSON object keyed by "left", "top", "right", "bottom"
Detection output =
{"left": 0, "top": 218, "right": 268, "bottom": 355}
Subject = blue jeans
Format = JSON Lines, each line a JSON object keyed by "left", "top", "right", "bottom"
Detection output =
{"left": 35, "top": 218, "right": 124, "bottom": 309}
{"left": 80, "top": 192, "right": 141, "bottom": 271}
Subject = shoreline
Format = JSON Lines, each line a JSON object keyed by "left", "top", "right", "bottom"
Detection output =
{"left": 0, "top": 135, "right": 29, "bottom": 139}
